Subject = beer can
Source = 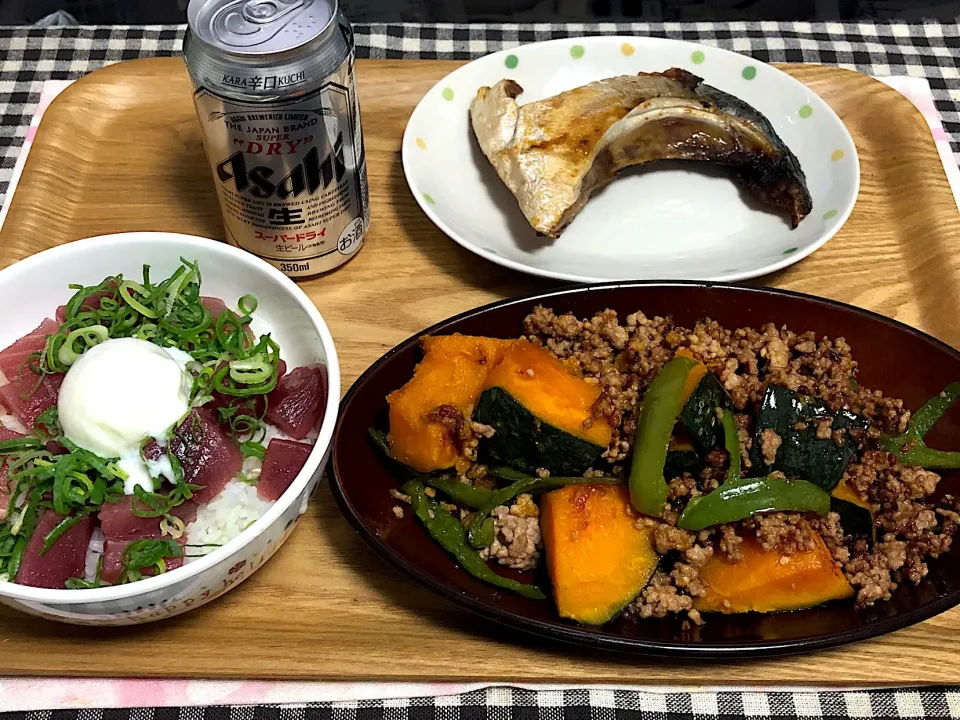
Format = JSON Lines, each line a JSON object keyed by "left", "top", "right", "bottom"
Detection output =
{"left": 183, "top": 0, "right": 369, "bottom": 278}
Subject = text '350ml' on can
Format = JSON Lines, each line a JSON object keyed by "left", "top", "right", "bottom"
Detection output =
{"left": 183, "top": 0, "right": 369, "bottom": 278}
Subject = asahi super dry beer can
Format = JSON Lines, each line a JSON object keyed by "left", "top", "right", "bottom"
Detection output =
{"left": 183, "top": 0, "right": 369, "bottom": 277}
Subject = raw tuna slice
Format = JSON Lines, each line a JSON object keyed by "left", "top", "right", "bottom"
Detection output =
{"left": 0, "top": 318, "right": 61, "bottom": 429}
{"left": 169, "top": 408, "right": 242, "bottom": 507}
{"left": 0, "top": 349, "right": 41, "bottom": 384}
{"left": 0, "top": 427, "right": 22, "bottom": 442}
{"left": 99, "top": 537, "right": 184, "bottom": 585}
{"left": 16, "top": 510, "right": 94, "bottom": 589}
{"left": 265, "top": 365, "right": 326, "bottom": 440}
{"left": 201, "top": 296, "right": 229, "bottom": 318}
{"left": 0, "top": 381, "right": 56, "bottom": 431}
{"left": 99, "top": 496, "right": 163, "bottom": 539}
{"left": 259, "top": 438, "right": 312, "bottom": 502}
{"left": 0, "top": 318, "right": 58, "bottom": 358}
{"left": 42, "top": 372, "right": 64, "bottom": 395}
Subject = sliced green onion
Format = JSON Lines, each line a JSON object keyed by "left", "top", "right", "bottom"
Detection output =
{"left": 160, "top": 514, "right": 185, "bottom": 539}
{"left": 57, "top": 325, "right": 109, "bottom": 366}
{"left": 0, "top": 438, "right": 44, "bottom": 454}
{"left": 163, "top": 265, "right": 195, "bottom": 317}
{"left": 237, "top": 294, "right": 258, "bottom": 315}
{"left": 39, "top": 513, "right": 87, "bottom": 557}
{"left": 118, "top": 280, "right": 158, "bottom": 318}
{"left": 136, "top": 323, "right": 158, "bottom": 341}
{"left": 131, "top": 485, "right": 173, "bottom": 518}
{"left": 240, "top": 441, "right": 267, "bottom": 460}
{"left": 228, "top": 353, "right": 273, "bottom": 385}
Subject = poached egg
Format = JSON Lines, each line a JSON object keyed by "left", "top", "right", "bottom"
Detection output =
{"left": 58, "top": 338, "right": 194, "bottom": 494}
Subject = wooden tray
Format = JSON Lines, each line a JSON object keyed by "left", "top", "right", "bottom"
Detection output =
{"left": 1, "top": 57, "right": 959, "bottom": 685}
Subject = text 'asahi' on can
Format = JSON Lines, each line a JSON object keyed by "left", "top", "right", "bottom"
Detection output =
{"left": 183, "top": 0, "right": 370, "bottom": 279}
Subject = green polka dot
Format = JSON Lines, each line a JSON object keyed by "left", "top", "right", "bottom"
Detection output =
{"left": 424, "top": 193, "right": 436, "bottom": 205}
{"left": 691, "top": 50, "right": 705, "bottom": 64}
{"left": 505, "top": 54, "right": 519, "bottom": 69}
{"left": 570, "top": 45, "right": 585, "bottom": 59}
{"left": 441, "top": 88, "right": 454, "bottom": 101}
{"left": 823, "top": 209, "right": 837, "bottom": 220}
{"left": 742, "top": 65, "right": 757, "bottom": 80}
{"left": 798, "top": 104, "right": 813, "bottom": 119}
{"left": 783, "top": 247, "right": 798, "bottom": 255}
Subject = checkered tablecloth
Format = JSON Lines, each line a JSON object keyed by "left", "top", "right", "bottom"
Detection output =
{"left": 0, "top": 21, "right": 959, "bottom": 204}
{"left": 1, "top": 20, "right": 960, "bottom": 720}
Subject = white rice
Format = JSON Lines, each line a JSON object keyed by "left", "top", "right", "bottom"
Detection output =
{"left": 183, "top": 480, "right": 273, "bottom": 560}
{"left": 84, "top": 528, "right": 105, "bottom": 582}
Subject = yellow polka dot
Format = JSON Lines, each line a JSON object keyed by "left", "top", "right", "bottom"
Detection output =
{"left": 416, "top": 138, "right": 427, "bottom": 150}
{"left": 621, "top": 42, "right": 635, "bottom": 56}
{"left": 831, "top": 149, "right": 844, "bottom": 161}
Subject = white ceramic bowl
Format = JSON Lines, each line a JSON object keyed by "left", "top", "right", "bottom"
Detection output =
{"left": 0, "top": 232, "right": 340, "bottom": 625}
{"left": 403, "top": 36, "right": 860, "bottom": 283}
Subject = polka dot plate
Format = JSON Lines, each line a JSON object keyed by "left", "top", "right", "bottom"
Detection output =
{"left": 401, "top": 36, "right": 860, "bottom": 283}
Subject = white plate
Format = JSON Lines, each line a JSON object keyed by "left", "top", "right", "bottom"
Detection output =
{"left": 401, "top": 36, "right": 860, "bottom": 283}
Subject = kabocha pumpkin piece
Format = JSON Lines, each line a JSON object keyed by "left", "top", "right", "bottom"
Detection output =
{"left": 674, "top": 348, "right": 727, "bottom": 455}
{"left": 750, "top": 385, "right": 869, "bottom": 492}
{"left": 675, "top": 348, "right": 708, "bottom": 404}
{"left": 831, "top": 479, "right": 875, "bottom": 543}
{"left": 387, "top": 335, "right": 513, "bottom": 472}
{"left": 694, "top": 532, "right": 854, "bottom": 614}
{"left": 474, "top": 340, "right": 613, "bottom": 475}
{"left": 541, "top": 483, "right": 658, "bottom": 625}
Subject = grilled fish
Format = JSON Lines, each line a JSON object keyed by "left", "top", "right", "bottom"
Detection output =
{"left": 469, "top": 68, "right": 813, "bottom": 238}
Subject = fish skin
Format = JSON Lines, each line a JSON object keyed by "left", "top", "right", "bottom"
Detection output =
{"left": 470, "top": 68, "right": 814, "bottom": 238}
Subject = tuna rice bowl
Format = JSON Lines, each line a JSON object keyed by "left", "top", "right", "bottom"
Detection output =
{"left": 0, "top": 258, "right": 326, "bottom": 589}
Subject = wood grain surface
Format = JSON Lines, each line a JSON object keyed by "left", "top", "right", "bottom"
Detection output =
{"left": 1, "top": 57, "right": 959, "bottom": 684}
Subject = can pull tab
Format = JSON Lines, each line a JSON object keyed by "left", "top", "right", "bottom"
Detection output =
{"left": 241, "top": 0, "right": 304, "bottom": 24}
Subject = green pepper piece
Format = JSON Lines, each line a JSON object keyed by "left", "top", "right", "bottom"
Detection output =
{"left": 628, "top": 356, "right": 699, "bottom": 517}
{"left": 881, "top": 382, "right": 960, "bottom": 468}
{"left": 423, "top": 476, "right": 495, "bottom": 509}
{"left": 676, "top": 475, "right": 831, "bottom": 531}
{"left": 490, "top": 466, "right": 621, "bottom": 490}
{"left": 720, "top": 408, "right": 741, "bottom": 484}
{"left": 401, "top": 480, "right": 545, "bottom": 600}
{"left": 368, "top": 427, "right": 394, "bottom": 459}
{"left": 466, "top": 468, "right": 621, "bottom": 545}
{"left": 468, "top": 516, "right": 496, "bottom": 549}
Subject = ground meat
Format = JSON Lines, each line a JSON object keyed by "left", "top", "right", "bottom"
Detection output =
{"left": 816, "top": 419, "right": 833, "bottom": 440}
{"left": 735, "top": 413, "right": 753, "bottom": 469}
{"left": 759, "top": 429, "right": 782, "bottom": 465}
{"left": 670, "top": 561, "right": 706, "bottom": 597}
{"left": 630, "top": 571, "right": 693, "bottom": 618}
{"left": 846, "top": 451, "right": 941, "bottom": 504}
{"left": 813, "top": 511, "right": 851, "bottom": 564}
{"left": 667, "top": 475, "right": 699, "bottom": 500}
{"left": 470, "top": 421, "right": 495, "bottom": 439}
{"left": 389, "top": 489, "right": 411, "bottom": 504}
{"left": 391, "top": 506, "right": 404, "bottom": 519}
{"left": 480, "top": 498, "right": 542, "bottom": 571}
{"left": 718, "top": 524, "right": 744, "bottom": 563}
{"left": 744, "top": 513, "right": 817, "bottom": 554}
{"left": 845, "top": 539, "right": 903, "bottom": 604}
{"left": 648, "top": 522, "right": 695, "bottom": 554}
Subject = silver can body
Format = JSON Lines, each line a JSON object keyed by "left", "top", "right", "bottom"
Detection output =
{"left": 183, "top": 0, "right": 369, "bottom": 278}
